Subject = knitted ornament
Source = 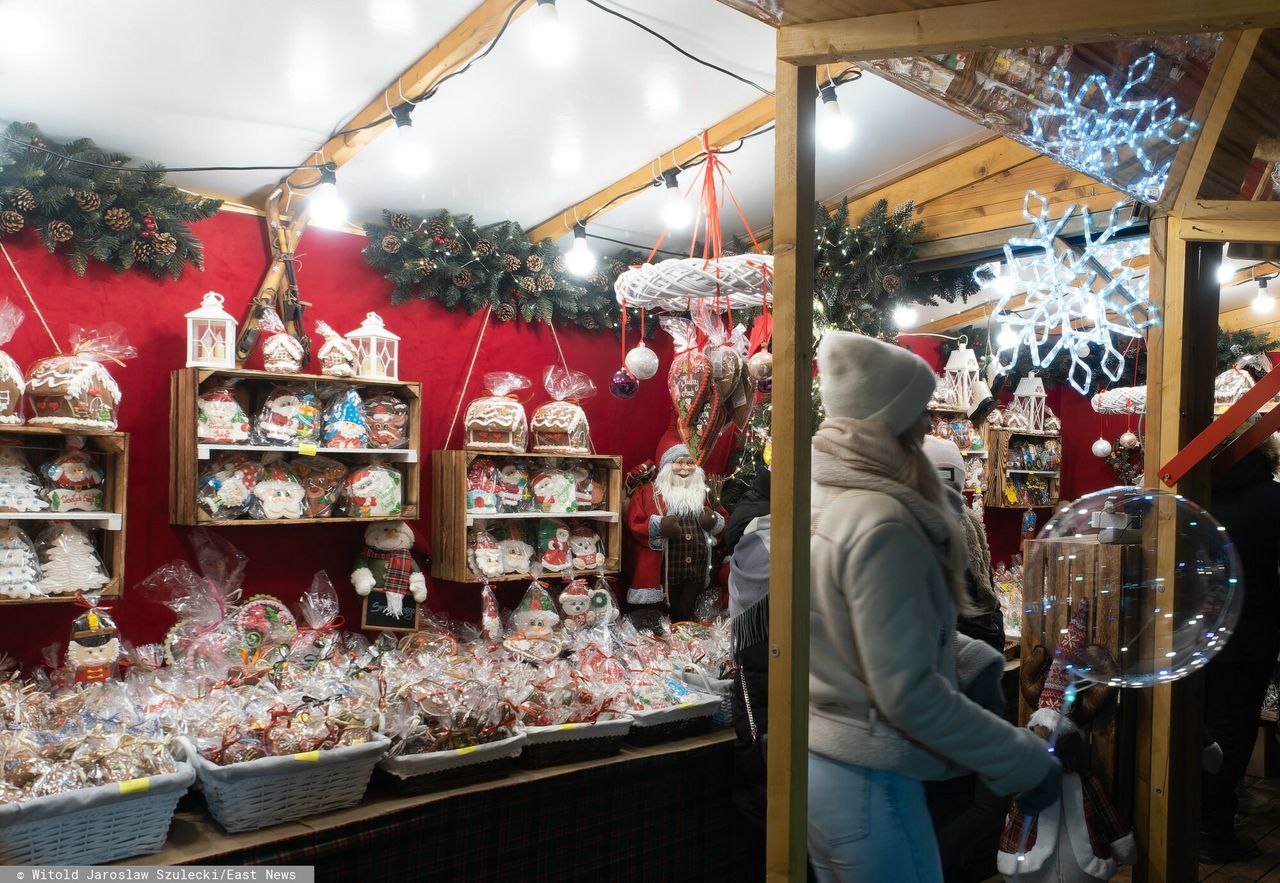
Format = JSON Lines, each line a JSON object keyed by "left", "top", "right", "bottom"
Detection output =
{"left": 388, "top": 212, "right": 414, "bottom": 231}
{"left": 475, "top": 238, "right": 495, "bottom": 257}
{"left": 1029, "top": 597, "right": 1090, "bottom": 734}
{"left": 47, "top": 221, "right": 73, "bottom": 243}
{"left": 502, "top": 254, "right": 522, "bottom": 273}
{"left": 381, "top": 235, "right": 401, "bottom": 254}
{"left": 7, "top": 189, "right": 34, "bottom": 213}
{"left": 103, "top": 207, "right": 132, "bottom": 231}
{"left": 74, "top": 190, "right": 101, "bottom": 212}
{"left": 152, "top": 232, "right": 177, "bottom": 256}
{"left": 0, "top": 212, "right": 22, "bottom": 235}
{"left": 526, "top": 254, "right": 544, "bottom": 273}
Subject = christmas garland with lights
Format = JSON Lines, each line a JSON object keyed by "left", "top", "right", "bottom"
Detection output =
{"left": 0, "top": 123, "right": 222, "bottom": 279}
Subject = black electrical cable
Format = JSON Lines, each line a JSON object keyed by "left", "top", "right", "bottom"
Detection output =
{"left": 586, "top": 231, "right": 685, "bottom": 257}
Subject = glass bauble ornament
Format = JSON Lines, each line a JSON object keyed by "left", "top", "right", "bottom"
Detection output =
{"left": 747, "top": 350, "right": 773, "bottom": 381}
{"left": 1118, "top": 431, "right": 1140, "bottom": 449}
{"left": 1092, "top": 437, "right": 1113, "bottom": 458}
{"left": 609, "top": 369, "right": 639, "bottom": 400}
{"left": 624, "top": 342, "right": 659, "bottom": 381}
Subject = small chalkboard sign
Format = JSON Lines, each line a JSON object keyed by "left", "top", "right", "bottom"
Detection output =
{"left": 361, "top": 591, "right": 420, "bottom": 633}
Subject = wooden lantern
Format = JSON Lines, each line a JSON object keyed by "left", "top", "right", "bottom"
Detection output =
{"left": 348, "top": 312, "right": 400, "bottom": 380}
{"left": 185, "top": 292, "right": 237, "bottom": 369}
{"left": 1013, "top": 372, "right": 1048, "bottom": 432}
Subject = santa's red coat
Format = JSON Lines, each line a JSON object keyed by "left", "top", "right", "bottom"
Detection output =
{"left": 624, "top": 483, "right": 726, "bottom": 601}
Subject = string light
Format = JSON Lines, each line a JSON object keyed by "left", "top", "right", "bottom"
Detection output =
{"left": 893, "top": 305, "right": 919, "bottom": 329}
{"left": 1028, "top": 52, "right": 1197, "bottom": 202}
{"left": 660, "top": 169, "right": 693, "bottom": 230}
{"left": 983, "top": 190, "right": 1158, "bottom": 394}
{"left": 1253, "top": 277, "right": 1274, "bottom": 315}
{"left": 565, "top": 222, "right": 597, "bottom": 276}
{"left": 530, "top": 0, "right": 571, "bottom": 65}
{"left": 817, "top": 83, "right": 853, "bottom": 150}
{"left": 308, "top": 163, "right": 348, "bottom": 230}
{"left": 390, "top": 104, "right": 428, "bottom": 178}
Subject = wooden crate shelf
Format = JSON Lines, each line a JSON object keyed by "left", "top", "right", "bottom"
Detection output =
{"left": 431, "top": 449, "right": 623, "bottom": 584}
{"left": 0, "top": 426, "right": 128, "bottom": 604}
{"left": 983, "top": 425, "right": 1062, "bottom": 510}
{"left": 170, "top": 369, "right": 422, "bottom": 526}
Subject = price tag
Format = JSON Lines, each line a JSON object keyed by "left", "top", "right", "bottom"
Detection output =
{"left": 118, "top": 777, "right": 150, "bottom": 795}
{"left": 679, "top": 702, "right": 693, "bottom": 709}
{"left": 293, "top": 750, "right": 321, "bottom": 762}
{"left": 298, "top": 443, "right": 319, "bottom": 457}
{"left": 457, "top": 745, "right": 478, "bottom": 756}
{"left": 557, "top": 723, "right": 579, "bottom": 731}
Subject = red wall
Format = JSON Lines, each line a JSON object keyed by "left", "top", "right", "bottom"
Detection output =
{"left": 0, "top": 213, "right": 675, "bottom": 663}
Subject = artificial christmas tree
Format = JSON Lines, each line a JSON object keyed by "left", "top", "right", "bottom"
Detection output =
{"left": 36, "top": 523, "right": 109, "bottom": 595}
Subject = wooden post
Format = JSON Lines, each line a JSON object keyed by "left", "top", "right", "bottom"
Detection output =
{"left": 1136, "top": 216, "right": 1221, "bottom": 881}
{"left": 767, "top": 57, "right": 815, "bottom": 883}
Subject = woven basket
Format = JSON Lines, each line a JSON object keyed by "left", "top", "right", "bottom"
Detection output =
{"left": 0, "top": 763, "right": 195, "bottom": 865}
{"left": 628, "top": 694, "right": 722, "bottom": 746}
{"left": 177, "top": 735, "right": 388, "bottom": 833}
{"left": 520, "top": 713, "right": 633, "bottom": 769}
{"left": 613, "top": 255, "right": 773, "bottom": 313}
{"left": 377, "top": 732, "right": 525, "bottom": 796}
{"left": 679, "top": 669, "right": 735, "bottom": 727}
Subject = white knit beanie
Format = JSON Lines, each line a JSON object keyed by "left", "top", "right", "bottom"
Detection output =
{"left": 816, "top": 332, "right": 937, "bottom": 434}
{"left": 923, "top": 435, "right": 966, "bottom": 494}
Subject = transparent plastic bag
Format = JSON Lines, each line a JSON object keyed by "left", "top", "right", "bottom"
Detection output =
{"left": 40, "top": 436, "right": 105, "bottom": 512}
{"left": 252, "top": 453, "right": 306, "bottom": 520}
{"left": 362, "top": 391, "right": 409, "bottom": 449}
{"left": 568, "top": 524, "right": 604, "bottom": 571}
{"left": 196, "top": 451, "right": 258, "bottom": 520}
{"left": 197, "top": 381, "right": 251, "bottom": 445}
{"left": 468, "top": 528, "right": 504, "bottom": 580}
{"left": 512, "top": 574, "right": 560, "bottom": 639}
{"left": 258, "top": 307, "right": 303, "bottom": 374}
{"left": 292, "top": 455, "right": 347, "bottom": 518}
{"left": 35, "top": 522, "right": 109, "bottom": 596}
{"left": 497, "top": 522, "right": 535, "bottom": 574}
{"left": 0, "top": 446, "right": 48, "bottom": 512}
{"left": 253, "top": 383, "right": 322, "bottom": 446}
{"left": 26, "top": 324, "right": 136, "bottom": 431}
{"left": 484, "top": 372, "right": 532, "bottom": 398}
{"left": 536, "top": 518, "right": 572, "bottom": 573}
{"left": 323, "top": 387, "right": 369, "bottom": 448}
{"left": 496, "top": 459, "right": 531, "bottom": 512}
{"left": 341, "top": 462, "right": 403, "bottom": 517}
{"left": 0, "top": 300, "right": 25, "bottom": 425}
{"left": 466, "top": 457, "right": 499, "bottom": 513}
{"left": 530, "top": 467, "right": 576, "bottom": 514}
{"left": 0, "top": 521, "right": 42, "bottom": 599}
{"left": 567, "top": 460, "right": 605, "bottom": 510}
{"left": 64, "top": 599, "right": 120, "bottom": 685}
{"left": 291, "top": 571, "right": 343, "bottom": 667}
{"left": 465, "top": 372, "right": 531, "bottom": 453}
{"left": 531, "top": 366, "right": 594, "bottom": 454}
{"left": 315, "top": 320, "right": 357, "bottom": 378}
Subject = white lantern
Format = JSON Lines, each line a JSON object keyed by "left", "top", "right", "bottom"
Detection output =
{"left": 943, "top": 341, "right": 981, "bottom": 413}
{"left": 185, "top": 292, "right": 237, "bottom": 368}
{"left": 1013, "top": 372, "right": 1048, "bottom": 433}
{"left": 347, "top": 311, "right": 400, "bottom": 380}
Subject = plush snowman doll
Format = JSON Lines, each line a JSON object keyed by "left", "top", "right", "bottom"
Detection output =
{"left": 351, "top": 522, "right": 428, "bottom": 618}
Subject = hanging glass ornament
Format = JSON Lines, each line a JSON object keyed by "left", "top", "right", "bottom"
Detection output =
{"left": 609, "top": 369, "right": 639, "bottom": 400}
{"left": 624, "top": 341, "right": 659, "bottom": 381}
{"left": 1118, "top": 430, "right": 1140, "bottom": 449}
{"left": 1092, "top": 437, "right": 1114, "bottom": 458}
{"left": 747, "top": 350, "right": 773, "bottom": 381}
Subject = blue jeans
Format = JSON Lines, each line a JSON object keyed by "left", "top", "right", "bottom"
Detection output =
{"left": 808, "top": 753, "right": 944, "bottom": 883}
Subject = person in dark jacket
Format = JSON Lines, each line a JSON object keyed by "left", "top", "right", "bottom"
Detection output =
{"left": 1201, "top": 437, "right": 1280, "bottom": 864}
{"left": 726, "top": 466, "right": 770, "bottom": 881}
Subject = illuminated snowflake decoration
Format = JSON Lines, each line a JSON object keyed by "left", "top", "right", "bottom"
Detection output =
{"left": 1029, "top": 53, "right": 1197, "bottom": 202}
{"left": 982, "top": 191, "right": 1157, "bottom": 395}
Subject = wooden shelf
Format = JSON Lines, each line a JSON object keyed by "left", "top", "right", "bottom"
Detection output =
{"left": 196, "top": 443, "right": 418, "bottom": 463}
{"left": 479, "top": 568, "right": 623, "bottom": 583}
{"left": 463, "top": 450, "right": 622, "bottom": 462}
{"left": 196, "top": 511, "right": 418, "bottom": 527}
{"left": 960, "top": 449, "right": 989, "bottom": 458}
{"left": 0, "top": 424, "right": 123, "bottom": 440}
{"left": 0, "top": 577, "right": 122, "bottom": 605}
{"left": 193, "top": 366, "right": 419, "bottom": 392}
{"left": 1006, "top": 469, "right": 1060, "bottom": 476}
{"left": 466, "top": 510, "right": 619, "bottom": 526}
{"left": 0, "top": 511, "right": 123, "bottom": 530}
{"left": 983, "top": 426, "right": 1061, "bottom": 511}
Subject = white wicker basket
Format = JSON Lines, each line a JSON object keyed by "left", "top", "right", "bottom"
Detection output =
{"left": 613, "top": 255, "right": 773, "bottom": 313}
{"left": 177, "top": 735, "right": 388, "bottom": 833}
{"left": 0, "top": 763, "right": 195, "bottom": 865}
{"left": 678, "top": 669, "right": 735, "bottom": 727}
{"left": 522, "top": 713, "right": 634, "bottom": 746}
{"left": 378, "top": 732, "right": 526, "bottom": 780}
{"left": 629, "top": 694, "right": 724, "bottom": 729}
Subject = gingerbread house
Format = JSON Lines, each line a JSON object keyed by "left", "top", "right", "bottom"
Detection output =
{"left": 0, "top": 352, "right": 24, "bottom": 425}
{"left": 262, "top": 331, "right": 304, "bottom": 373}
{"left": 530, "top": 401, "right": 590, "bottom": 454}
{"left": 465, "top": 394, "right": 528, "bottom": 453}
{"left": 26, "top": 355, "right": 123, "bottom": 431}
{"left": 315, "top": 321, "right": 357, "bottom": 377}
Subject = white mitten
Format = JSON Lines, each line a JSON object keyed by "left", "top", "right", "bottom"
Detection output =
{"left": 409, "top": 572, "right": 428, "bottom": 603}
{"left": 351, "top": 567, "right": 375, "bottom": 596}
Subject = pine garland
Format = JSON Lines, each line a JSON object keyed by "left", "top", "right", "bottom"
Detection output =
{"left": 0, "top": 123, "right": 222, "bottom": 279}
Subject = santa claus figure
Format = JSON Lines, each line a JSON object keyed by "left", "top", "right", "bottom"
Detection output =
{"left": 998, "top": 598, "right": 1135, "bottom": 882}
{"left": 625, "top": 443, "right": 724, "bottom": 623}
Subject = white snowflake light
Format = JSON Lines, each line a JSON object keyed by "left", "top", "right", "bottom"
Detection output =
{"left": 983, "top": 191, "right": 1157, "bottom": 395}
{"left": 1029, "top": 53, "right": 1197, "bottom": 202}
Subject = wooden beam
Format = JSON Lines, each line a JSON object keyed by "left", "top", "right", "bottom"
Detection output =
{"left": 525, "top": 64, "right": 856, "bottom": 243}
{"left": 922, "top": 192, "right": 1125, "bottom": 242}
{"left": 917, "top": 295, "right": 1022, "bottom": 334}
{"left": 1162, "top": 31, "right": 1262, "bottom": 214}
{"left": 1181, "top": 199, "right": 1280, "bottom": 221}
{"left": 776, "top": 0, "right": 1280, "bottom": 64}
{"left": 285, "top": 0, "right": 534, "bottom": 193}
{"left": 1178, "top": 219, "right": 1280, "bottom": 244}
{"left": 766, "top": 57, "right": 815, "bottom": 883}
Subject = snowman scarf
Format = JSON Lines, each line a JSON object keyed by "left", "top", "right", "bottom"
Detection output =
{"left": 364, "top": 548, "right": 412, "bottom": 595}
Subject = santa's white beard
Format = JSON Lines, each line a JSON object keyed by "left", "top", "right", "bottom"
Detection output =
{"left": 655, "top": 466, "right": 708, "bottom": 517}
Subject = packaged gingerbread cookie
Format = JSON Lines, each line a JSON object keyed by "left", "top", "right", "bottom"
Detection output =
{"left": 291, "top": 455, "right": 348, "bottom": 517}
{"left": 466, "top": 457, "right": 499, "bottom": 514}
{"left": 253, "top": 383, "right": 322, "bottom": 446}
{"left": 530, "top": 467, "right": 576, "bottom": 514}
{"left": 258, "top": 307, "right": 304, "bottom": 374}
{"left": 341, "top": 462, "right": 403, "bottom": 517}
{"left": 362, "top": 391, "right": 409, "bottom": 449}
{"left": 196, "top": 452, "right": 258, "bottom": 520}
{"left": 323, "top": 387, "right": 370, "bottom": 449}
{"left": 530, "top": 366, "right": 595, "bottom": 455}
{"left": 496, "top": 459, "right": 531, "bottom": 512}
{"left": 0, "top": 300, "right": 26, "bottom": 425}
{"left": 26, "top": 325, "right": 137, "bottom": 431}
{"left": 252, "top": 454, "right": 306, "bottom": 520}
{"left": 40, "top": 436, "right": 105, "bottom": 512}
{"left": 197, "top": 382, "right": 251, "bottom": 445}
{"left": 315, "top": 320, "right": 357, "bottom": 378}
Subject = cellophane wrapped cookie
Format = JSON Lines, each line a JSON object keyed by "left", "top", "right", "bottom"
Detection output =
{"left": 197, "top": 382, "right": 251, "bottom": 445}
{"left": 530, "top": 366, "right": 595, "bottom": 455}
{"left": 36, "top": 522, "right": 109, "bottom": 596}
{"left": 568, "top": 524, "right": 603, "bottom": 571}
{"left": 40, "top": 436, "right": 105, "bottom": 512}
{"left": 26, "top": 325, "right": 136, "bottom": 431}
{"left": 464, "top": 372, "right": 530, "bottom": 453}
{"left": 537, "top": 518, "right": 572, "bottom": 573}
{"left": 0, "top": 300, "right": 26, "bottom": 424}
{"left": 253, "top": 383, "right": 322, "bottom": 447}
{"left": 0, "top": 521, "right": 42, "bottom": 599}
{"left": 566, "top": 459, "right": 605, "bottom": 510}
{"left": 197, "top": 452, "right": 257, "bottom": 520}
{"left": 362, "top": 391, "right": 409, "bottom": 449}
{"left": 291, "top": 455, "right": 347, "bottom": 518}
{"left": 315, "top": 320, "right": 357, "bottom": 378}
{"left": 497, "top": 522, "right": 535, "bottom": 575}
{"left": 289, "top": 571, "right": 344, "bottom": 667}
{"left": 323, "top": 387, "right": 370, "bottom": 448}
{"left": 511, "top": 575, "right": 560, "bottom": 639}
{"left": 252, "top": 454, "right": 306, "bottom": 520}
{"left": 0, "top": 446, "right": 47, "bottom": 512}
{"left": 495, "top": 459, "right": 530, "bottom": 512}
{"left": 341, "top": 462, "right": 402, "bottom": 517}
{"left": 258, "top": 307, "right": 304, "bottom": 374}
{"left": 235, "top": 595, "right": 297, "bottom": 669}
{"left": 468, "top": 528, "right": 504, "bottom": 580}
{"left": 529, "top": 466, "right": 576, "bottom": 514}
{"left": 466, "top": 457, "right": 499, "bottom": 514}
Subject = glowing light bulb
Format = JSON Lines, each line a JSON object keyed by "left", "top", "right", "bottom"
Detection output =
{"left": 893, "top": 305, "right": 919, "bottom": 329}
{"left": 309, "top": 166, "right": 347, "bottom": 230}
{"left": 817, "top": 85, "right": 853, "bottom": 150}
{"left": 530, "top": 0, "right": 570, "bottom": 65}
{"left": 0, "top": 8, "right": 45, "bottom": 56}
{"left": 660, "top": 171, "right": 692, "bottom": 230}
{"left": 1216, "top": 261, "right": 1234, "bottom": 285}
{"left": 1253, "top": 278, "right": 1274, "bottom": 314}
{"left": 993, "top": 269, "right": 1017, "bottom": 296}
{"left": 565, "top": 224, "right": 596, "bottom": 277}
{"left": 997, "top": 324, "right": 1019, "bottom": 351}
{"left": 393, "top": 117, "right": 428, "bottom": 178}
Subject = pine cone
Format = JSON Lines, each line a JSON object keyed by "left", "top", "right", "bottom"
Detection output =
{"left": 494, "top": 302, "right": 516, "bottom": 322}
{"left": 381, "top": 234, "right": 402, "bottom": 254}
{"left": 609, "top": 260, "right": 627, "bottom": 277}
{"left": 427, "top": 219, "right": 446, "bottom": 238}
{"left": 587, "top": 272, "right": 608, "bottom": 287}
{"left": 388, "top": 212, "right": 413, "bottom": 231}
{"left": 475, "top": 238, "right": 495, "bottom": 257}
{"left": 445, "top": 237, "right": 461, "bottom": 255}
{"left": 26, "top": 137, "right": 46, "bottom": 155}
{"left": 516, "top": 275, "right": 536, "bottom": 292}
{"left": 502, "top": 254, "right": 522, "bottom": 273}
{"left": 882, "top": 273, "right": 902, "bottom": 294}
{"left": 553, "top": 255, "right": 567, "bottom": 274}
{"left": 452, "top": 269, "right": 472, "bottom": 288}
{"left": 152, "top": 232, "right": 177, "bottom": 256}
{"left": 104, "top": 207, "right": 132, "bottom": 231}
{"left": 526, "top": 254, "right": 544, "bottom": 273}
{"left": 0, "top": 212, "right": 23, "bottom": 235}
{"left": 74, "top": 190, "right": 101, "bottom": 212}
{"left": 537, "top": 273, "right": 556, "bottom": 291}
{"left": 8, "top": 189, "right": 34, "bottom": 213}
{"left": 413, "top": 257, "right": 437, "bottom": 276}
{"left": 581, "top": 316, "right": 598, "bottom": 330}
{"left": 818, "top": 265, "right": 834, "bottom": 280}
{"left": 132, "top": 239, "right": 154, "bottom": 262}
{"left": 47, "top": 220, "right": 73, "bottom": 243}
